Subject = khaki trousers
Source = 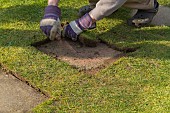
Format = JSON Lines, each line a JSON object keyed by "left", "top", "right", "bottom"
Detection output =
{"left": 88, "top": 0, "right": 155, "bottom": 20}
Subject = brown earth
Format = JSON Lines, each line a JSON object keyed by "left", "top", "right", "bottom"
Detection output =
{"left": 36, "top": 39, "right": 124, "bottom": 71}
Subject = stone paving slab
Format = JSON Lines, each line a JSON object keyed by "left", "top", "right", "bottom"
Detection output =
{"left": 0, "top": 69, "right": 47, "bottom": 113}
{"left": 151, "top": 5, "right": 170, "bottom": 26}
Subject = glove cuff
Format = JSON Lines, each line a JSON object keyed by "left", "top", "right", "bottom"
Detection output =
{"left": 77, "top": 13, "right": 94, "bottom": 30}
{"left": 67, "top": 13, "right": 94, "bottom": 35}
{"left": 69, "top": 21, "right": 83, "bottom": 35}
{"left": 44, "top": 5, "right": 61, "bottom": 19}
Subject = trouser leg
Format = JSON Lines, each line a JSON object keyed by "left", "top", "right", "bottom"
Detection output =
{"left": 89, "top": 0, "right": 128, "bottom": 20}
{"left": 88, "top": 0, "right": 155, "bottom": 9}
{"left": 88, "top": 0, "right": 154, "bottom": 9}
{"left": 88, "top": 0, "right": 155, "bottom": 20}
{"left": 124, "top": 0, "right": 155, "bottom": 10}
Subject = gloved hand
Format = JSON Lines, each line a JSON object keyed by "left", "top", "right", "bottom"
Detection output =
{"left": 40, "top": 5, "right": 61, "bottom": 40}
{"left": 62, "top": 13, "right": 95, "bottom": 41}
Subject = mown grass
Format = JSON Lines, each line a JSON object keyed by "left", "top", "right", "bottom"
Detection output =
{"left": 0, "top": 0, "right": 170, "bottom": 112}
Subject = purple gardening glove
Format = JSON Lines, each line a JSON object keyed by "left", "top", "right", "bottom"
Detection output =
{"left": 40, "top": 5, "right": 61, "bottom": 40}
{"left": 62, "top": 13, "right": 96, "bottom": 41}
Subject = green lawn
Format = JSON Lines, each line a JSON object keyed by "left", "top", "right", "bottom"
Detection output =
{"left": 0, "top": 0, "right": 170, "bottom": 112}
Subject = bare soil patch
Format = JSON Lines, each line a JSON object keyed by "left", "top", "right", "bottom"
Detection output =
{"left": 34, "top": 39, "right": 124, "bottom": 71}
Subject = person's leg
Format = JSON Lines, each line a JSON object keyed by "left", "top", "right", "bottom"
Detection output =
{"left": 124, "top": 0, "right": 159, "bottom": 27}
{"left": 124, "top": 0, "right": 155, "bottom": 10}
{"left": 89, "top": 0, "right": 128, "bottom": 21}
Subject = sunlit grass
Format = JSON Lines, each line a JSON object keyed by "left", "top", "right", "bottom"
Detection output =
{"left": 0, "top": 0, "right": 170, "bottom": 112}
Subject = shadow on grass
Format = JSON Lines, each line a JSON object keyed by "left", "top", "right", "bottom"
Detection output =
{"left": 0, "top": 28, "right": 43, "bottom": 47}
{"left": 0, "top": 4, "right": 80, "bottom": 23}
{"left": 0, "top": 4, "right": 44, "bottom": 23}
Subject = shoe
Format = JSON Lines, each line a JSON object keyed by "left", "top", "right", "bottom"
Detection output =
{"left": 127, "top": 0, "right": 159, "bottom": 27}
